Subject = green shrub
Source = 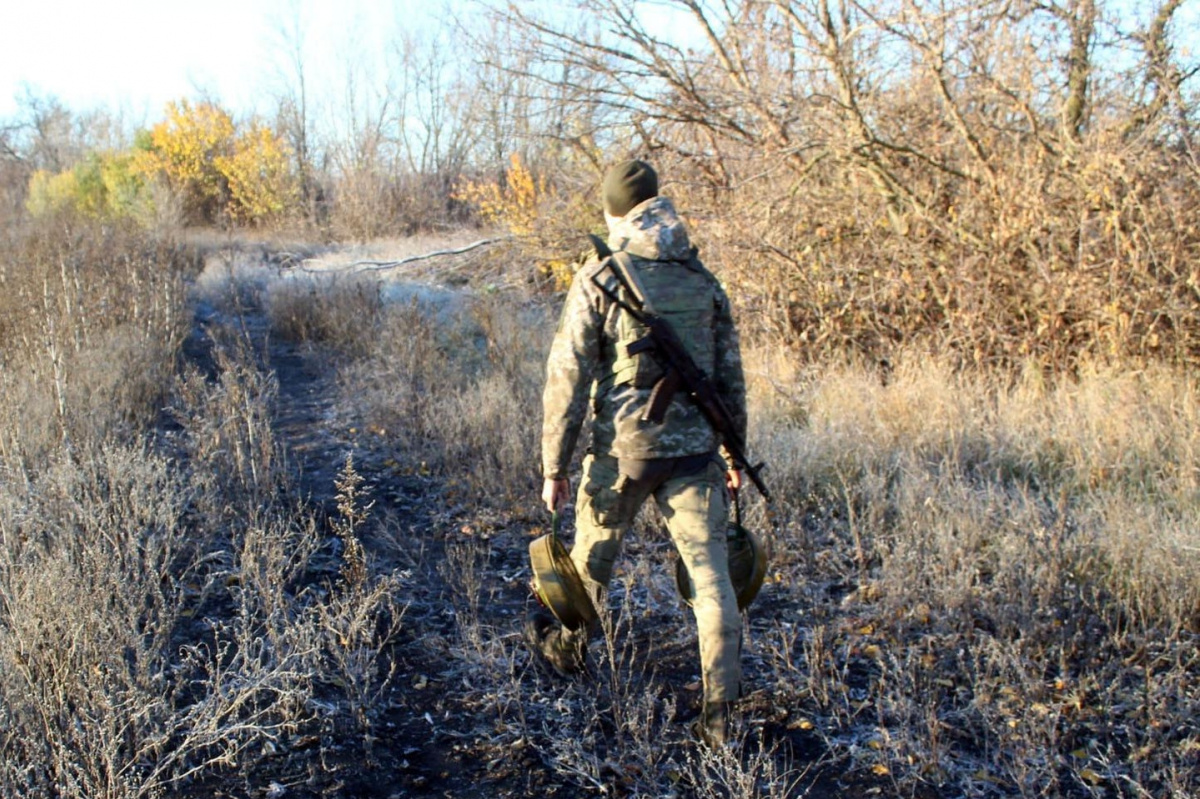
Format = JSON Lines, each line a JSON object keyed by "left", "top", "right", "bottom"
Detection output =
{"left": 25, "top": 152, "right": 156, "bottom": 222}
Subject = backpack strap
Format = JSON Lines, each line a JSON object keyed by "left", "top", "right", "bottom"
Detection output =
{"left": 604, "top": 251, "right": 688, "bottom": 423}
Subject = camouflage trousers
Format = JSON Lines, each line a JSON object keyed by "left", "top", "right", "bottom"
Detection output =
{"left": 568, "top": 452, "right": 742, "bottom": 703}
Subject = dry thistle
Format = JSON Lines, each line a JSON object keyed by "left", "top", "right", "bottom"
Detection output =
{"left": 334, "top": 452, "right": 373, "bottom": 589}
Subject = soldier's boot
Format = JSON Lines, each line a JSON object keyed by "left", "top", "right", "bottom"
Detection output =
{"left": 692, "top": 701, "right": 734, "bottom": 747}
{"left": 523, "top": 609, "right": 587, "bottom": 676}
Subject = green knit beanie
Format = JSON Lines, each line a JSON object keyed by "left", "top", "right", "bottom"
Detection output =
{"left": 602, "top": 160, "right": 658, "bottom": 217}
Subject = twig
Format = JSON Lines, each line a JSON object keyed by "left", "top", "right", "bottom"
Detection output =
{"left": 299, "top": 237, "right": 512, "bottom": 274}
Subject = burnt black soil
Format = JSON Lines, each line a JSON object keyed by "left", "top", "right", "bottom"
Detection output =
{"left": 177, "top": 273, "right": 891, "bottom": 799}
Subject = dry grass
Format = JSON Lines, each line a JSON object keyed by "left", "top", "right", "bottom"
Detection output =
{"left": 0, "top": 221, "right": 410, "bottom": 798}
{"left": 265, "top": 273, "right": 384, "bottom": 358}
{"left": 326, "top": 286, "right": 553, "bottom": 507}
{"left": 747, "top": 350, "right": 1199, "bottom": 796}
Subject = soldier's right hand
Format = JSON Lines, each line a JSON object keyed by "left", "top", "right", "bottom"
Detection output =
{"left": 542, "top": 477, "right": 570, "bottom": 513}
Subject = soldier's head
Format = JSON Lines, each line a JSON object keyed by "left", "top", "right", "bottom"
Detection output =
{"left": 602, "top": 159, "right": 658, "bottom": 226}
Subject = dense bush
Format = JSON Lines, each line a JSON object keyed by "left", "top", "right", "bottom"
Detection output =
{"left": 695, "top": 126, "right": 1200, "bottom": 371}
{"left": 25, "top": 151, "right": 156, "bottom": 223}
{"left": 23, "top": 101, "right": 297, "bottom": 228}
{"left": 482, "top": 0, "right": 1200, "bottom": 371}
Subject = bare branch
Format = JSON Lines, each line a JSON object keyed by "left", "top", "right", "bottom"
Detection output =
{"left": 299, "top": 237, "right": 513, "bottom": 274}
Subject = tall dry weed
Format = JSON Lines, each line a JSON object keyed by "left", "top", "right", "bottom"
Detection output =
{"left": 0, "top": 223, "right": 412, "bottom": 795}
{"left": 0, "top": 217, "right": 192, "bottom": 469}
{"left": 170, "top": 330, "right": 284, "bottom": 522}
{"left": 0, "top": 446, "right": 185, "bottom": 797}
{"left": 0, "top": 344, "right": 307, "bottom": 797}
{"left": 311, "top": 455, "right": 407, "bottom": 738}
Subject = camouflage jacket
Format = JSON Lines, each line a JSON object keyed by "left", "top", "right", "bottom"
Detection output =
{"left": 541, "top": 196, "right": 747, "bottom": 479}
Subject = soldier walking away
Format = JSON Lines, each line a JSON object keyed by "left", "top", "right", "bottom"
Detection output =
{"left": 527, "top": 159, "right": 749, "bottom": 747}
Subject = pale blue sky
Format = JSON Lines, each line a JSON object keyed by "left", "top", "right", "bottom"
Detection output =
{"left": 0, "top": 0, "right": 419, "bottom": 120}
{"left": 3, "top": 0, "right": 1195, "bottom": 126}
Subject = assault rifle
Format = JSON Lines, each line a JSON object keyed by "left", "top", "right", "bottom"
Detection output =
{"left": 587, "top": 234, "right": 770, "bottom": 502}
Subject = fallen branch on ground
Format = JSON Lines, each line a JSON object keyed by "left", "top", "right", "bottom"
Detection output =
{"left": 299, "top": 237, "right": 512, "bottom": 274}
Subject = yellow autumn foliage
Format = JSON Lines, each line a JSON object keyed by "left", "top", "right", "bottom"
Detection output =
{"left": 454, "top": 154, "right": 578, "bottom": 290}
{"left": 25, "top": 152, "right": 153, "bottom": 222}
{"left": 25, "top": 169, "right": 78, "bottom": 217}
{"left": 215, "top": 122, "right": 298, "bottom": 224}
{"left": 131, "top": 99, "right": 295, "bottom": 225}
{"left": 133, "top": 100, "right": 235, "bottom": 222}
{"left": 454, "top": 153, "right": 545, "bottom": 236}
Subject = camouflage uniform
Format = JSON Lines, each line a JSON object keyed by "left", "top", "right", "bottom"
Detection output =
{"left": 541, "top": 195, "right": 747, "bottom": 704}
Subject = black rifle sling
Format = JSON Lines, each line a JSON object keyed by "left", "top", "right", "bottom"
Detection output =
{"left": 608, "top": 250, "right": 656, "bottom": 313}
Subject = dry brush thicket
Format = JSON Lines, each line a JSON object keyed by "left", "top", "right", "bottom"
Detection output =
{"left": 493, "top": 0, "right": 1199, "bottom": 370}
{"left": 0, "top": 222, "right": 406, "bottom": 798}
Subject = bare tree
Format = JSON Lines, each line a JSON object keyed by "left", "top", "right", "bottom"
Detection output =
{"left": 268, "top": 0, "right": 319, "bottom": 218}
{"left": 1055, "top": 0, "right": 1099, "bottom": 141}
{"left": 387, "top": 28, "right": 475, "bottom": 178}
{"left": 9, "top": 88, "right": 85, "bottom": 173}
{"left": 479, "top": 0, "right": 1199, "bottom": 365}
{"left": 1121, "top": 0, "right": 1197, "bottom": 143}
